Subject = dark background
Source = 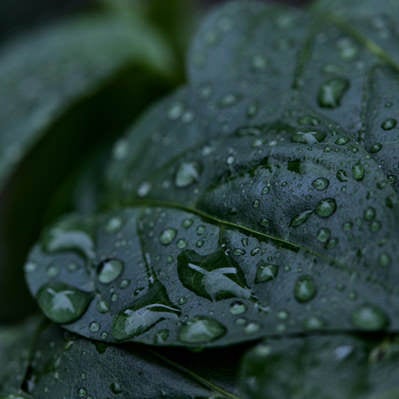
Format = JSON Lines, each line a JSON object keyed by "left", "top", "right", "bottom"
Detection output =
{"left": 0, "top": 0, "right": 310, "bottom": 44}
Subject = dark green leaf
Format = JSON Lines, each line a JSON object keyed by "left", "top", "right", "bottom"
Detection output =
{"left": 0, "top": 317, "right": 41, "bottom": 395}
{"left": 0, "top": 11, "right": 177, "bottom": 322}
{"left": 26, "top": 324, "right": 239, "bottom": 399}
{"left": 240, "top": 334, "right": 399, "bottom": 399}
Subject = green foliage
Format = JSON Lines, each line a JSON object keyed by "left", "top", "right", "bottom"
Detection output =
{"left": 2, "top": 0, "right": 399, "bottom": 397}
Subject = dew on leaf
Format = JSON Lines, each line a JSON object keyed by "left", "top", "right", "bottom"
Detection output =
{"left": 290, "top": 209, "right": 313, "bottom": 227}
{"left": 37, "top": 283, "right": 91, "bottom": 324}
{"left": 294, "top": 275, "right": 317, "bottom": 303}
{"left": 312, "top": 177, "right": 329, "bottom": 191}
{"left": 177, "top": 250, "right": 252, "bottom": 301}
{"left": 175, "top": 161, "right": 201, "bottom": 188}
{"left": 230, "top": 301, "right": 247, "bottom": 315}
{"left": 363, "top": 207, "right": 376, "bottom": 221}
{"left": 159, "top": 228, "right": 177, "bottom": 245}
{"left": 97, "top": 259, "right": 124, "bottom": 284}
{"left": 352, "top": 162, "right": 365, "bottom": 181}
{"left": 352, "top": 304, "right": 389, "bottom": 331}
{"left": 317, "top": 77, "right": 350, "bottom": 109}
{"left": 178, "top": 317, "right": 226, "bottom": 344}
{"left": 105, "top": 217, "right": 123, "bottom": 233}
{"left": 315, "top": 198, "right": 337, "bottom": 218}
{"left": 316, "top": 228, "right": 331, "bottom": 243}
{"left": 255, "top": 261, "right": 279, "bottom": 283}
{"left": 381, "top": 118, "right": 397, "bottom": 131}
{"left": 244, "top": 322, "right": 260, "bottom": 334}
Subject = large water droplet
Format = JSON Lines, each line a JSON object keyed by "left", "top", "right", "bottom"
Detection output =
{"left": 177, "top": 250, "right": 252, "bottom": 301}
{"left": 112, "top": 282, "right": 180, "bottom": 340}
{"left": 37, "top": 283, "right": 91, "bottom": 324}
{"left": 352, "top": 304, "right": 389, "bottom": 331}
{"left": 179, "top": 317, "right": 226, "bottom": 344}
{"left": 318, "top": 78, "right": 349, "bottom": 109}
{"left": 175, "top": 161, "right": 201, "bottom": 188}
{"left": 97, "top": 259, "right": 124, "bottom": 284}
{"left": 230, "top": 301, "right": 247, "bottom": 315}
{"left": 294, "top": 275, "right": 317, "bottom": 303}
{"left": 315, "top": 198, "right": 337, "bottom": 218}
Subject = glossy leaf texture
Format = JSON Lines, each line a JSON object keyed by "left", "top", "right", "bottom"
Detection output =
{"left": 24, "top": 324, "right": 240, "bottom": 399}
{"left": 25, "top": 0, "right": 399, "bottom": 346}
{"left": 240, "top": 334, "right": 399, "bottom": 399}
{"left": 0, "top": 10, "right": 177, "bottom": 322}
{"left": 0, "top": 317, "right": 41, "bottom": 396}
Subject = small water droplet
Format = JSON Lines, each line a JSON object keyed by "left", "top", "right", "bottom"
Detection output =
{"left": 294, "top": 275, "right": 317, "bottom": 303}
{"left": 352, "top": 162, "right": 365, "bottom": 181}
{"left": 110, "top": 382, "right": 123, "bottom": 394}
{"left": 137, "top": 182, "right": 151, "bottom": 197}
{"left": 244, "top": 322, "right": 260, "bottom": 334}
{"left": 352, "top": 304, "right": 389, "bottom": 331}
{"left": 179, "top": 317, "right": 226, "bottom": 344}
{"left": 105, "top": 217, "right": 123, "bottom": 233}
{"left": 304, "top": 316, "right": 324, "bottom": 330}
{"left": 230, "top": 301, "right": 247, "bottom": 315}
{"left": 312, "top": 177, "right": 329, "bottom": 191}
{"left": 168, "top": 103, "right": 184, "bottom": 120}
{"left": 316, "top": 228, "right": 331, "bottom": 243}
{"left": 89, "top": 321, "right": 100, "bottom": 333}
{"left": 159, "top": 228, "right": 177, "bottom": 245}
{"left": 97, "top": 259, "right": 124, "bottom": 284}
{"left": 175, "top": 162, "right": 201, "bottom": 188}
{"left": 381, "top": 118, "right": 397, "bottom": 131}
{"left": 290, "top": 209, "right": 313, "bottom": 227}
{"left": 255, "top": 261, "right": 279, "bottom": 283}
{"left": 315, "top": 198, "right": 337, "bottom": 218}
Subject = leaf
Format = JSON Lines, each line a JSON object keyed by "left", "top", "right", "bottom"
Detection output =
{"left": 0, "top": 317, "right": 41, "bottom": 395}
{"left": 25, "top": 0, "right": 399, "bottom": 347}
{"left": 240, "top": 334, "right": 399, "bottom": 399}
{"left": 0, "top": 11, "right": 177, "bottom": 322}
{"left": 25, "top": 324, "right": 240, "bottom": 399}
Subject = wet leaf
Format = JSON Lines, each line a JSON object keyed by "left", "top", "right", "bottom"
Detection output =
{"left": 0, "top": 317, "right": 41, "bottom": 395}
{"left": 26, "top": 324, "right": 239, "bottom": 399}
{"left": 240, "top": 334, "right": 399, "bottom": 399}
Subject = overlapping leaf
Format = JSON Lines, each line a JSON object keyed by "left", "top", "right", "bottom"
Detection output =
{"left": 240, "top": 334, "right": 399, "bottom": 398}
{"left": 25, "top": 325, "right": 239, "bottom": 399}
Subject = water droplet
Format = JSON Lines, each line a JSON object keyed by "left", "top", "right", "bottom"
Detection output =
{"left": 318, "top": 78, "right": 350, "bottom": 109}
{"left": 112, "top": 282, "right": 180, "bottom": 340}
{"left": 244, "top": 322, "right": 260, "bottom": 334}
{"left": 89, "top": 321, "right": 100, "bottom": 333}
{"left": 105, "top": 217, "right": 123, "bottom": 233}
{"left": 175, "top": 161, "right": 201, "bottom": 188}
{"left": 316, "top": 228, "right": 331, "bottom": 243}
{"left": 315, "top": 198, "right": 337, "bottom": 218}
{"left": 336, "top": 169, "right": 348, "bottom": 182}
{"left": 304, "top": 316, "right": 324, "bottom": 330}
{"left": 154, "top": 329, "right": 169, "bottom": 344}
{"left": 381, "top": 118, "right": 397, "bottom": 131}
{"left": 168, "top": 103, "right": 184, "bottom": 120}
{"left": 251, "top": 55, "right": 267, "bottom": 70}
{"left": 137, "top": 182, "right": 151, "bottom": 197}
{"left": 179, "top": 317, "right": 226, "bottom": 344}
{"left": 290, "top": 209, "right": 313, "bottom": 227}
{"left": 337, "top": 37, "right": 358, "bottom": 60}
{"left": 37, "top": 283, "right": 91, "bottom": 324}
{"left": 230, "top": 301, "right": 247, "bottom": 315}
{"left": 352, "top": 162, "right": 365, "bottom": 181}
{"left": 364, "top": 207, "right": 376, "bottom": 221}
{"left": 97, "top": 259, "right": 124, "bottom": 284}
{"left": 255, "top": 261, "right": 279, "bottom": 283}
{"left": 312, "top": 177, "right": 329, "bottom": 191}
{"left": 110, "top": 382, "right": 123, "bottom": 394}
{"left": 177, "top": 250, "right": 252, "bottom": 301}
{"left": 352, "top": 304, "right": 389, "bottom": 331}
{"left": 25, "top": 262, "right": 37, "bottom": 272}
{"left": 96, "top": 299, "right": 110, "bottom": 314}
{"left": 379, "top": 253, "right": 391, "bottom": 267}
{"left": 219, "top": 93, "right": 240, "bottom": 108}
{"left": 294, "top": 275, "right": 317, "bottom": 303}
{"left": 277, "top": 310, "right": 289, "bottom": 320}
{"left": 159, "top": 228, "right": 177, "bottom": 245}
{"left": 291, "top": 130, "right": 326, "bottom": 144}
